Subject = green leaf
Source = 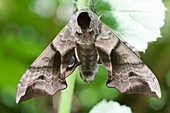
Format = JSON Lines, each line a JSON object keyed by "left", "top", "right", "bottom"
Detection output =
{"left": 77, "top": 0, "right": 91, "bottom": 10}
{"left": 58, "top": 68, "right": 77, "bottom": 113}
{"left": 93, "top": 0, "right": 166, "bottom": 52}
{"left": 75, "top": 0, "right": 166, "bottom": 51}
{"left": 0, "top": 37, "right": 43, "bottom": 88}
{"left": 89, "top": 99, "right": 132, "bottom": 113}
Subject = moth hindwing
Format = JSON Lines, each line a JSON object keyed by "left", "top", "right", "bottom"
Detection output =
{"left": 16, "top": 7, "right": 161, "bottom": 103}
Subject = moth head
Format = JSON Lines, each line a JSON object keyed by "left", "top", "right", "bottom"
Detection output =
{"left": 71, "top": 8, "right": 99, "bottom": 34}
{"left": 77, "top": 12, "right": 91, "bottom": 32}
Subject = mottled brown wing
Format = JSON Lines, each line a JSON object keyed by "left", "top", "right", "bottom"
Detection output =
{"left": 16, "top": 25, "right": 76, "bottom": 103}
{"left": 95, "top": 22, "right": 161, "bottom": 98}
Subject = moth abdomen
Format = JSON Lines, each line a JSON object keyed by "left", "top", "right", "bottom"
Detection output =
{"left": 76, "top": 44, "right": 98, "bottom": 83}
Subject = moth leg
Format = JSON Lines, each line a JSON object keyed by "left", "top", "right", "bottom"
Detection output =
{"left": 73, "top": 0, "right": 77, "bottom": 14}
{"left": 90, "top": 0, "right": 96, "bottom": 13}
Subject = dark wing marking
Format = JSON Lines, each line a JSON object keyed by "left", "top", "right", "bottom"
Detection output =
{"left": 95, "top": 22, "right": 161, "bottom": 98}
{"left": 16, "top": 25, "right": 76, "bottom": 103}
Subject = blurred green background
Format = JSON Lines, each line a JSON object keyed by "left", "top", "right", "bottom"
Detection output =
{"left": 0, "top": 0, "right": 170, "bottom": 113}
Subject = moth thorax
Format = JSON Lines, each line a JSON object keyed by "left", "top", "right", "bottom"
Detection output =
{"left": 77, "top": 12, "right": 91, "bottom": 31}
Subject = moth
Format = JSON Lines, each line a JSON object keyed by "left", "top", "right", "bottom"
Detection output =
{"left": 16, "top": 7, "right": 161, "bottom": 104}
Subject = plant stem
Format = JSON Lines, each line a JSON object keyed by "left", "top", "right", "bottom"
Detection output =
{"left": 58, "top": 69, "right": 77, "bottom": 113}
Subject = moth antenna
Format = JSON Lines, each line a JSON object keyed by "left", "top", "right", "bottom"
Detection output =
{"left": 73, "top": 0, "right": 77, "bottom": 14}
{"left": 90, "top": 0, "right": 96, "bottom": 13}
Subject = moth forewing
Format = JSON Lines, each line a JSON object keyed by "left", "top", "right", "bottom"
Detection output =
{"left": 16, "top": 24, "right": 77, "bottom": 103}
{"left": 95, "top": 21, "right": 161, "bottom": 98}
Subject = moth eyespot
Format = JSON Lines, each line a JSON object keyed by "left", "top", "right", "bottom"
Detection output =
{"left": 67, "top": 56, "right": 76, "bottom": 70}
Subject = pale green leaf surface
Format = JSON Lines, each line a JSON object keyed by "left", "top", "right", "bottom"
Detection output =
{"left": 89, "top": 99, "right": 132, "bottom": 113}
{"left": 96, "top": 0, "right": 166, "bottom": 52}
{"left": 77, "top": 0, "right": 166, "bottom": 52}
